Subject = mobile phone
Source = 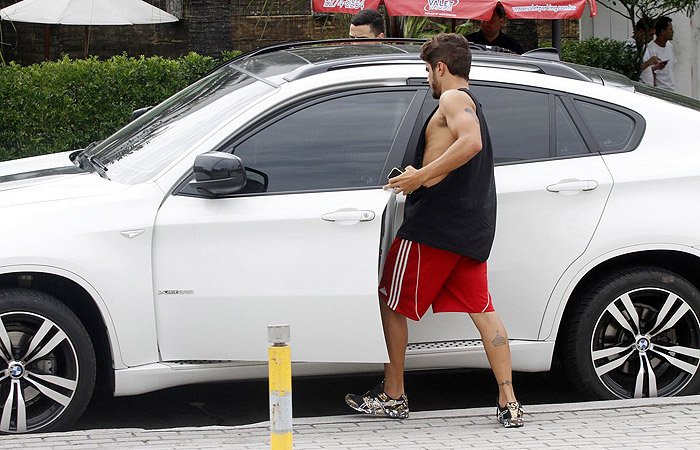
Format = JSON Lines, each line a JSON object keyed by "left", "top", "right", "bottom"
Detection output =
{"left": 388, "top": 167, "right": 404, "bottom": 179}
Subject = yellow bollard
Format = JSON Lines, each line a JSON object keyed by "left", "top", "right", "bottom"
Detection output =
{"left": 268, "top": 324, "right": 292, "bottom": 450}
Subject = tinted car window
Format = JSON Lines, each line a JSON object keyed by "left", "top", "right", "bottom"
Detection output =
{"left": 472, "top": 86, "right": 550, "bottom": 163}
{"left": 555, "top": 98, "right": 588, "bottom": 157}
{"left": 575, "top": 100, "right": 635, "bottom": 152}
{"left": 233, "top": 91, "right": 415, "bottom": 193}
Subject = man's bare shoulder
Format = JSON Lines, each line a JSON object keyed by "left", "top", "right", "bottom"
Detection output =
{"left": 439, "top": 88, "right": 476, "bottom": 112}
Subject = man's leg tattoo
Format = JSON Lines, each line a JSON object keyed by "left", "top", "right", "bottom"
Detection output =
{"left": 491, "top": 330, "right": 507, "bottom": 347}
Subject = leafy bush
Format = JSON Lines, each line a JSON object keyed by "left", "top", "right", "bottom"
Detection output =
{"left": 560, "top": 37, "right": 638, "bottom": 80}
{"left": 0, "top": 52, "right": 241, "bottom": 162}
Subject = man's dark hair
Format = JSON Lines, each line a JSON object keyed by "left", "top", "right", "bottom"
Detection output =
{"left": 634, "top": 19, "right": 646, "bottom": 32}
{"left": 421, "top": 33, "right": 472, "bottom": 80}
{"left": 493, "top": 3, "right": 506, "bottom": 19}
{"left": 351, "top": 9, "right": 385, "bottom": 36}
{"left": 655, "top": 16, "right": 672, "bottom": 35}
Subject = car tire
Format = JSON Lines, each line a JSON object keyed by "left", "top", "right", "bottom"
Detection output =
{"left": 0, "top": 289, "right": 96, "bottom": 433}
{"left": 562, "top": 266, "right": 700, "bottom": 399}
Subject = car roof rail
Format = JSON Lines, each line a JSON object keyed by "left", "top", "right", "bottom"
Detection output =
{"left": 199, "top": 38, "right": 590, "bottom": 84}
{"left": 196, "top": 38, "right": 427, "bottom": 79}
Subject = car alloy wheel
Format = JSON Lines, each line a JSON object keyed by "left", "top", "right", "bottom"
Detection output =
{"left": 0, "top": 290, "right": 95, "bottom": 433}
{"left": 563, "top": 267, "right": 700, "bottom": 400}
{"left": 591, "top": 286, "right": 700, "bottom": 398}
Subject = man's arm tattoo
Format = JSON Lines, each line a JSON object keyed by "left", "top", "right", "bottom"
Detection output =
{"left": 491, "top": 330, "right": 507, "bottom": 347}
{"left": 464, "top": 107, "right": 479, "bottom": 124}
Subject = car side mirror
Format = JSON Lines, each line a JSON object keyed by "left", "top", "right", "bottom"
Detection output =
{"left": 189, "top": 151, "right": 247, "bottom": 196}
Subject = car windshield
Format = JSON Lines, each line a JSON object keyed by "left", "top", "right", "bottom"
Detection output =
{"left": 86, "top": 65, "right": 276, "bottom": 184}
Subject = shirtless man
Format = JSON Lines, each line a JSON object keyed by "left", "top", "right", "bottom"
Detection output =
{"left": 345, "top": 33, "right": 523, "bottom": 428}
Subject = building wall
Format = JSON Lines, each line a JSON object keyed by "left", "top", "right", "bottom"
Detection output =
{"left": 580, "top": 4, "right": 699, "bottom": 99}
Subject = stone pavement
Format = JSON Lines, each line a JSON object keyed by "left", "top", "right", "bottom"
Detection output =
{"left": 2, "top": 395, "right": 700, "bottom": 449}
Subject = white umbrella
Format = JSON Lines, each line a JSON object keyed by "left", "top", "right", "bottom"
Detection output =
{"left": 0, "top": 0, "right": 178, "bottom": 58}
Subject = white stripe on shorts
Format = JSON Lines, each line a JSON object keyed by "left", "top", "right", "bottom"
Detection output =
{"left": 387, "top": 239, "right": 407, "bottom": 308}
{"left": 481, "top": 292, "right": 493, "bottom": 313}
{"left": 388, "top": 240, "right": 412, "bottom": 310}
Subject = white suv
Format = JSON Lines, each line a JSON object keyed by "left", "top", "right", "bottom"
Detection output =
{"left": 2, "top": 40, "right": 700, "bottom": 433}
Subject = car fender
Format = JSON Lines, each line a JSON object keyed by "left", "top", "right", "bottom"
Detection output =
{"left": 0, "top": 263, "right": 126, "bottom": 369}
{"left": 538, "top": 243, "right": 700, "bottom": 342}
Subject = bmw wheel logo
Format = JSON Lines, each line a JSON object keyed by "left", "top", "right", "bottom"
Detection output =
{"left": 636, "top": 337, "right": 651, "bottom": 352}
{"left": 8, "top": 362, "right": 24, "bottom": 379}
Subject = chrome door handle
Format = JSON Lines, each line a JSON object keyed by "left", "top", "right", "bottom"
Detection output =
{"left": 546, "top": 180, "right": 598, "bottom": 193}
{"left": 321, "top": 209, "right": 375, "bottom": 223}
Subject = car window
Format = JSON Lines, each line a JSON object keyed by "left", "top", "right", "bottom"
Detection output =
{"left": 232, "top": 90, "right": 415, "bottom": 193}
{"left": 574, "top": 100, "right": 635, "bottom": 152}
{"left": 471, "top": 86, "right": 550, "bottom": 163}
{"left": 555, "top": 98, "right": 588, "bottom": 157}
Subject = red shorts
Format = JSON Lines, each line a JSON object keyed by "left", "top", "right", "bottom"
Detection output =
{"left": 379, "top": 238, "right": 494, "bottom": 321}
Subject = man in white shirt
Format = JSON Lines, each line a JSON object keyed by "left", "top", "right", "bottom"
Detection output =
{"left": 641, "top": 17, "right": 676, "bottom": 91}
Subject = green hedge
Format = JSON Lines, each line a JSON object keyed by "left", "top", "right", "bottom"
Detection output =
{"left": 0, "top": 53, "right": 237, "bottom": 162}
{"left": 560, "top": 38, "right": 638, "bottom": 80}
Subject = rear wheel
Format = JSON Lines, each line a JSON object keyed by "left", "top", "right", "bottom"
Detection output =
{"left": 563, "top": 267, "right": 700, "bottom": 399}
{"left": 0, "top": 289, "right": 96, "bottom": 433}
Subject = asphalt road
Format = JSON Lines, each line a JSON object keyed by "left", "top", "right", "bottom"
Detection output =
{"left": 73, "top": 363, "right": 588, "bottom": 431}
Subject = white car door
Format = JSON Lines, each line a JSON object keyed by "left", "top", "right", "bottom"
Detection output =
{"left": 153, "top": 88, "right": 424, "bottom": 363}
{"left": 407, "top": 85, "right": 614, "bottom": 342}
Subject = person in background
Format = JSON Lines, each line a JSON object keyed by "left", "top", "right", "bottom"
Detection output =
{"left": 349, "top": 9, "right": 385, "bottom": 39}
{"left": 466, "top": 4, "right": 523, "bottom": 54}
{"left": 640, "top": 16, "right": 676, "bottom": 91}
{"left": 627, "top": 19, "right": 659, "bottom": 86}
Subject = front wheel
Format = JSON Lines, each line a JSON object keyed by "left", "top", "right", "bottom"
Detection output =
{"left": 0, "top": 289, "right": 96, "bottom": 433}
{"left": 562, "top": 267, "right": 700, "bottom": 399}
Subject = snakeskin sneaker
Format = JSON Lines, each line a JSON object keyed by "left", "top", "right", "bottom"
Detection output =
{"left": 345, "top": 381, "right": 409, "bottom": 419}
{"left": 497, "top": 399, "right": 524, "bottom": 428}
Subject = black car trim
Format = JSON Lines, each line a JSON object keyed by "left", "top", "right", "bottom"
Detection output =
{"left": 0, "top": 166, "right": 86, "bottom": 184}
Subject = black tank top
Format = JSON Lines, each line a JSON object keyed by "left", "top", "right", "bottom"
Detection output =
{"left": 396, "top": 88, "right": 496, "bottom": 262}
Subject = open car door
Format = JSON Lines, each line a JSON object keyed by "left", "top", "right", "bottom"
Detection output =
{"left": 152, "top": 87, "right": 425, "bottom": 363}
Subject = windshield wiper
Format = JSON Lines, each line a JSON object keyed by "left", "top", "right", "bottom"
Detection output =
{"left": 88, "top": 155, "right": 109, "bottom": 179}
{"left": 71, "top": 145, "right": 110, "bottom": 180}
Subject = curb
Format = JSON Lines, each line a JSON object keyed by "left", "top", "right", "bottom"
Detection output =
{"left": 147, "top": 393, "right": 700, "bottom": 433}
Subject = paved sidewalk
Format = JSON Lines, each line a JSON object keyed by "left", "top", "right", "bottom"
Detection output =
{"left": 2, "top": 395, "right": 700, "bottom": 449}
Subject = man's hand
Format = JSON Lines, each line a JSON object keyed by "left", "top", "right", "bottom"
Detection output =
{"left": 652, "top": 59, "right": 668, "bottom": 71}
{"left": 383, "top": 165, "right": 426, "bottom": 195}
{"left": 642, "top": 55, "right": 660, "bottom": 70}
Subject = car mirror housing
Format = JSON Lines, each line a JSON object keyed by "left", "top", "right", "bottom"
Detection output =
{"left": 189, "top": 151, "right": 247, "bottom": 196}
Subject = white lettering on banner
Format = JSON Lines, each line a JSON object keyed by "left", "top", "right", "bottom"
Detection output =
{"left": 323, "top": 0, "right": 365, "bottom": 9}
{"left": 511, "top": 3, "right": 578, "bottom": 12}
{"left": 425, "top": 0, "right": 459, "bottom": 12}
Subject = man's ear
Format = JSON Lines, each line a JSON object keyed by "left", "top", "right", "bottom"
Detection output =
{"left": 436, "top": 61, "right": 448, "bottom": 76}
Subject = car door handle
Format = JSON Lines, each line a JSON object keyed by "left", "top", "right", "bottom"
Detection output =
{"left": 546, "top": 180, "right": 598, "bottom": 193}
{"left": 321, "top": 209, "right": 375, "bottom": 224}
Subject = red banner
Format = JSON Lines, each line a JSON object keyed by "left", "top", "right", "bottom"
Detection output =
{"left": 311, "top": 0, "right": 382, "bottom": 15}
{"left": 313, "top": 0, "right": 597, "bottom": 19}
